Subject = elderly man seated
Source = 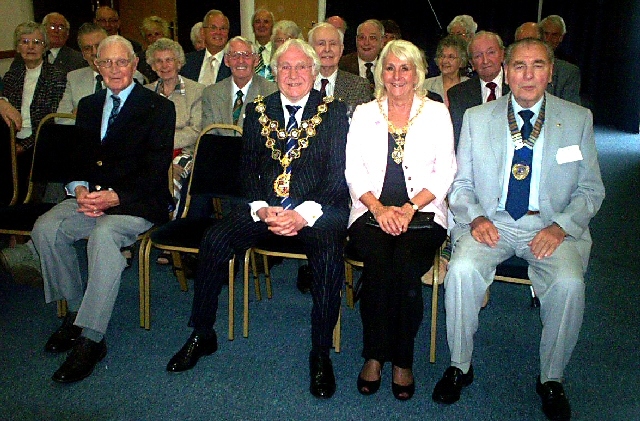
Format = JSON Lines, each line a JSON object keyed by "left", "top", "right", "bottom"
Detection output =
{"left": 166, "top": 39, "right": 350, "bottom": 400}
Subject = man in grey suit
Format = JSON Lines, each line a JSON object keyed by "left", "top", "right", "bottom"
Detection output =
{"left": 447, "top": 31, "right": 509, "bottom": 148}
{"left": 431, "top": 38, "right": 605, "bottom": 421}
{"left": 202, "top": 36, "right": 277, "bottom": 135}
{"left": 57, "top": 23, "right": 144, "bottom": 120}
{"left": 308, "top": 22, "right": 372, "bottom": 117}
{"left": 515, "top": 22, "right": 581, "bottom": 105}
{"left": 10, "top": 12, "right": 85, "bottom": 75}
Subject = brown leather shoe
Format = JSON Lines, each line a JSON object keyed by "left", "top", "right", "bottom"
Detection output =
{"left": 52, "top": 337, "right": 107, "bottom": 383}
{"left": 45, "top": 312, "right": 81, "bottom": 353}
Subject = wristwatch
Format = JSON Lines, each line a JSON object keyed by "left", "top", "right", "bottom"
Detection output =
{"left": 408, "top": 200, "right": 419, "bottom": 211}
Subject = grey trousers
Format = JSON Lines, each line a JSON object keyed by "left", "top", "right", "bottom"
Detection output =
{"left": 31, "top": 199, "right": 153, "bottom": 334}
{"left": 444, "top": 211, "right": 586, "bottom": 383}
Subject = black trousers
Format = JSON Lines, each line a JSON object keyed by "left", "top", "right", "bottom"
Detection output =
{"left": 349, "top": 214, "right": 446, "bottom": 368}
{"left": 189, "top": 205, "right": 346, "bottom": 350}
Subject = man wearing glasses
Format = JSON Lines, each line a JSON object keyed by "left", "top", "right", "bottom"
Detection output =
{"left": 30, "top": 35, "right": 175, "bottom": 384}
{"left": 94, "top": 6, "right": 143, "bottom": 56}
{"left": 9, "top": 12, "right": 85, "bottom": 75}
{"left": 167, "top": 39, "right": 349, "bottom": 400}
{"left": 180, "top": 9, "right": 232, "bottom": 86}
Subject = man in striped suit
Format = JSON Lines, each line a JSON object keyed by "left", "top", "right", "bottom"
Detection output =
{"left": 167, "top": 39, "right": 350, "bottom": 400}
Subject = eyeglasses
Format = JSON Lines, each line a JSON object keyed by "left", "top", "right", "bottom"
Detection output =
{"left": 277, "top": 64, "right": 313, "bottom": 72}
{"left": 225, "top": 51, "right": 255, "bottom": 59}
{"left": 471, "top": 49, "right": 499, "bottom": 61}
{"left": 202, "top": 25, "right": 229, "bottom": 32}
{"left": 96, "top": 18, "right": 119, "bottom": 24}
{"left": 19, "top": 38, "right": 45, "bottom": 47}
{"left": 48, "top": 24, "right": 68, "bottom": 31}
{"left": 437, "top": 54, "right": 460, "bottom": 60}
{"left": 95, "top": 58, "right": 132, "bottom": 68}
{"left": 81, "top": 43, "right": 100, "bottom": 54}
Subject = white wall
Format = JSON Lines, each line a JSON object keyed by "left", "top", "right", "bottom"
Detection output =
{"left": 0, "top": 0, "right": 34, "bottom": 77}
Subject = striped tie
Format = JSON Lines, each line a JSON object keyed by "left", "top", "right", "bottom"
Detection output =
{"left": 255, "top": 45, "right": 266, "bottom": 76}
{"left": 281, "top": 105, "right": 300, "bottom": 210}
{"left": 232, "top": 90, "right": 243, "bottom": 125}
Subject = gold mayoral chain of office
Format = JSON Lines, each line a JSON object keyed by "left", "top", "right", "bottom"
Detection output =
{"left": 254, "top": 95, "right": 334, "bottom": 197}
{"left": 507, "top": 94, "right": 546, "bottom": 181}
{"left": 377, "top": 97, "right": 426, "bottom": 164}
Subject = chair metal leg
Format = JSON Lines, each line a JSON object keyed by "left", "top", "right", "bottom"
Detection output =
{"left": 250, "top": 250, "right": 262, "bottom": 301}
{"left": 57, "top": 299, "right": 68, "bottom": 318}
{"left": 243, "top": 249, "right": 251, "bottom": 338}
{"left": 430, "top": 252, "right": 439, "bottom": 364}
{"left": 228, "top": 256, "right": 235, "bottom": 341}
{"left": 333, "top": 304, "right": 341, "bottom": 353}
{"left": 171, "top": 252, "right": 189, "bottom": 292}
{"left": 262, "top": 255, "right": 273, "bottom": 299}
{"left": 530, "top": 285, "right": 540, "bottom": 308}
{"left": 344, "top": 262, "right": 354, "bottom": 309}
{"left": 142, "top": 237, "right": 153, "bottom": 329}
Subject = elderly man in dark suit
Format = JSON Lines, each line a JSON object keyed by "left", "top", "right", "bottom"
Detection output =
{"left": 432, "top": 38, "right": 605, "bottom": 421}
{"left": 180, "top": 9, "right": 231, "bottom": 86}
{"left": 308, "top": 22, "right": 372, "bottom": 117}
{"left": 448, "top": 31, "right": 509, "bottom": 148}
{"left": 167, "top": 39, "right": 350, "bottom": 400}
{"left": 338, "top": 19, "right": 384, "bottom": 90}
{"left": 30, "top": 35, "right": 175, "bottom": 384}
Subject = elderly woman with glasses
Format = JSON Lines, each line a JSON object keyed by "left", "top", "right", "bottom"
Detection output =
{"left": 424, "top": 35, "right": 469, "bottom": 107}
{"left": 145, "top": 38, "right": 205, "bottom": 222}
{"left": 345, "top": 40, "right": 456, "bottom": 400}
{"left": 0, "top": 21, "right": 66, "bottom": 200}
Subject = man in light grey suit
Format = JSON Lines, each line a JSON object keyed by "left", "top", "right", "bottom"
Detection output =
{"left": 202, "top": 36, "right": 277, "bottom": 136}
{"left": 308, "top": 22, "right": 372, "bottom": 117}
{"left": 57, "top": 23, "right": 144, "bottom": 121}
{"left": 432, "top": 39, "right": 605, "bottom": 421}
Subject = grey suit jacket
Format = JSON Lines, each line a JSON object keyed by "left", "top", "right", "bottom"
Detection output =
{"left": 548, "top": 58, "right": 581, "bottom": 105}
{"left": 449, "top": 94, "right": 605, "bottom": 268}
{"left": 334, "top": 69, "right": 372, "bottom": 115}
{"left": 56, "top": 66, "right": 145, "bottom": 123}
{"left": 201, "top": 74, "right": 277, "bottom": 136}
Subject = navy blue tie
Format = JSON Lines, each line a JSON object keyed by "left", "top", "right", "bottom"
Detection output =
{"left": 108, "top": 95, "right": 121, "bottom": 129}
{"left": 281, "top": 105, "right": 300, "bottom": 209}
{"left": 505, "top": 109, "right": 535, "bottom": 220}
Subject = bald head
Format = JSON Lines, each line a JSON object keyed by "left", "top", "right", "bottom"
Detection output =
{"left": 515, "top": 22, "right": 543, "bottom": 41}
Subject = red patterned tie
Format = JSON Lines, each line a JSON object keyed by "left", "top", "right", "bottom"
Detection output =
{"left": 486, "top": 81, "right": 497, "bottom": 102}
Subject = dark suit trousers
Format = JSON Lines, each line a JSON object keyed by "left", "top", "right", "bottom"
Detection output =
{"left": 349, "top": 215, "right": 446, "bottom": 368}
{"left": 189, "top": 205, "right": 346, "bottom": 350}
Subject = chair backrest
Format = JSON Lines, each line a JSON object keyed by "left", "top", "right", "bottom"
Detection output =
{"left": 25, "top": 113, "right": 78, "bottom": 203}
{"left": 0, "top": 120, "right": 18, "bottom": 205}
{"left": 181, "top": 123, "right": 243, "bottom": 217}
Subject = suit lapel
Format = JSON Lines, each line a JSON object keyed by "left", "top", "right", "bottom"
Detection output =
{"left": 539, "top": 95, "right": 563, "bottom": 189}
{"left": 489, "top": 97, "right": 509, "bottom": 192}
{"left": 104, "top": 84, "right": 144, "bottom": 142}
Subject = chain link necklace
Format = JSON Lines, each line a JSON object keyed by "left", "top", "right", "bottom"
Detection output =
{"left": 254, "top": 95, "right": 333, "bottom": 197}
{"left": 377, "top": 97, "right": 426, "bottom": 164}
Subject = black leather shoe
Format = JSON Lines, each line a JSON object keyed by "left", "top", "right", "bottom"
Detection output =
{"left": 52, "top": 337, "right": 107, "bottom": 383}
{"left": 309, "top": 350, "right": 336, "bottom": 398}
{"left": 45, "top": 312, "right": 81, "bottom": 353}
{"left": 432, "top": 365, "right": 474, "bottom": 404}
{"left": 536, "top": 377, "right": 571, "bottom": 421}
{"left": 297, "top": 264, "right": 313, "bottom": 294}
{"left": 166, "top": 330, "right": 218, "bottom": 372}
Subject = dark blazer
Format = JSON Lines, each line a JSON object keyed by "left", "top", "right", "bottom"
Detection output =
{"left": 10, "top": 45, "right": 86, "bottom": 75}
{"left": 3, "top": 61, "right": 66, "bottom": 149}
{"left": 338, "top": 52, "right": 360, "bottom": 77}
{"left": 180, "top": 49, "right": 231, "bottom": 84}
{"left": 74, "top": 83, "right": 175, "bottom": 224}
{"left": 241, "top": 90, "right": 350, "bottom": 231}
{"left": 447, "top": 75, "right": 510, "bottom": 149}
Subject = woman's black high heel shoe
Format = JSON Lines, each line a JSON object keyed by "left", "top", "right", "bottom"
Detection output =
{"left": 391, "top": 381, "right": 415, "bottom": 400}
{"left": 357, "top": 360, "right": 382, "bottom": 395}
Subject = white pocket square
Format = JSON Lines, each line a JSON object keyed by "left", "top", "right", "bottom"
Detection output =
{"left": 556, "top": 145, "right": 583, "bottom": 164}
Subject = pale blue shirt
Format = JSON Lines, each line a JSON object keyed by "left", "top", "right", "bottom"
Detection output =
{"left": 498, "top": 95, "right": 545, "bottom": 212}
{"left": 65, "top": 83, "right": 135, "bottom": 196}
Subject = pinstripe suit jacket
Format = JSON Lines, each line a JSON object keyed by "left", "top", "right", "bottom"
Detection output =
{"left": 201, "top": 74, "right": 277, "bottom": 136}
{"left": 241, "top": 90, "right": 350, "bottom": 231}
{"left": 3, "top": 61, "right": 66, "bottom": 149}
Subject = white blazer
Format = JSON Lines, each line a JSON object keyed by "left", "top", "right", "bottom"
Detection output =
{"left": 345, "top": 95, "right": 457, "bottom": 228}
